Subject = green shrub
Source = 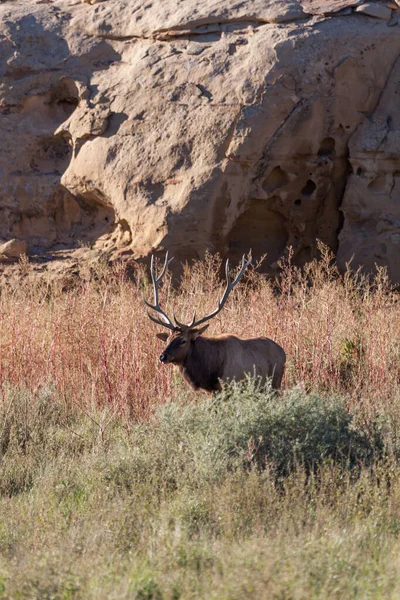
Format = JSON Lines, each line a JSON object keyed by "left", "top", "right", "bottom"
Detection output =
{"left": 130, "top": 378, "right": 376, "bottom": 489}
{"left": 0, "top": 380, "right": 397, "bottom": 600}
{"left": 128, "top": 570, "right": 163, "bottom": 600}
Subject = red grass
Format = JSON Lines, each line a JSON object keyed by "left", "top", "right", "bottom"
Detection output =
{"left": 0, "top": 246, "right": 398, "bottom": 422}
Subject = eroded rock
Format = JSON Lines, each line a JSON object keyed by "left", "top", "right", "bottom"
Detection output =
{"left": 0, "top": 239, "right": 28, "bottom": 260}
{"left": 0, "top": 0, "right": 399, "bottom": 279}
{"left": 337, "top": 54, "right": 400, "bottom": 281}
{"left": 354, "top": 2, "right": 392, "bottom": 18}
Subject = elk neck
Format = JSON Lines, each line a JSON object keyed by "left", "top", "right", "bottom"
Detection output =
{"left": 178, "top": 335, "right": 226, "bottom": 392}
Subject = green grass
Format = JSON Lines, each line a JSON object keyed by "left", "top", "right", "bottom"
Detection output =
{"left": 0, "top": 381, "right": 400, "bottom": 599}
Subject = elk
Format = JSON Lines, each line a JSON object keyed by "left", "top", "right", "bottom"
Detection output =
{"left": 144, "top": 253, "right": 286, "bottom": 392}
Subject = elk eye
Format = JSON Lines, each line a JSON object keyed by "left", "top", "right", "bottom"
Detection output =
{"left": 179, "top": 340, "right": 186, "bottom": 345}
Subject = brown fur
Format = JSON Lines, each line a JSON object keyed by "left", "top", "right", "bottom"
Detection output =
{"left": 157, "top": 329, "right": 286, "bottom": 392}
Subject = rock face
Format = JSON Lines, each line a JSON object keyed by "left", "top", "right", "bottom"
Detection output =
{"left": 1, "top": 0, "right": 400, "bottom": 278}
{"left": 337, "top": 54, "right": 400, "bottom": 279}
{"left": 0, "top": 239, "right": 27, "bottom": 261}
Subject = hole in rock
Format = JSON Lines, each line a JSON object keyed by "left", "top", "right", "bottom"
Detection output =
{"left": 7, "top": 79, "right": 81, "bottom": 254}
{"left": 227, "top": 199, "right": 288, "bottom": 271}
{"left": 294, "top": 199, "right": 302, "bottom": 206}
{"left": 22, "top": 78, "right": 80, "bottom": 178}
{"left": 22, "top": 77, "right": 79, "bottom": 123}
{"left": 54, "top": 187, "right": 115, "bottom": 248}
{"left": 262, "top": 166, "right": 289, "bottom": 194}
{"left": 301, "top": 180, "right": 316, "bottom": 197}
{"left": 318, "top": 137, "right": 335, "bottom": 156}
{"left": 29, "top": 134, "right": 71, "bottom": 174}
{"left": 48, "top": 78, "right": 79, "bottom": 118}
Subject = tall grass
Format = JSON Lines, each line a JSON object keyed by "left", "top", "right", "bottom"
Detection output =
{"left": 0, "top": 246, "right": 398, "bottom": 421}
{"left": 0, "top": 249, "right": 400, "bottom": 598}
{"left": 0, "top": 383, "right": 398, "bottom": 599}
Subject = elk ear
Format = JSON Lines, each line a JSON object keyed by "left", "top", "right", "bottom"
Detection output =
{"left": 191, "top": 324, "right": 209, "bottom": 339}
{"left": 156, "top": 332, "right": 169, "bottom": 341}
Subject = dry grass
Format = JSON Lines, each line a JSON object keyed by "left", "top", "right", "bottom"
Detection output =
{"left": 0, "top": 382, "right": 397, "bottom": 599}
{"left": 0, "top": 245, "right": 398, "bottom": 422}
{"left": 0, "top": 247, "right": 400, "bottom": 598}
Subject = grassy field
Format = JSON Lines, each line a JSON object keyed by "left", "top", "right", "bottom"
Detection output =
{"left": 1, "top": 247, "right": 400, "bottom": 599}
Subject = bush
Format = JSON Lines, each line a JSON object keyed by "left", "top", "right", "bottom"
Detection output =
{"left": 0, "top": 380, "right": 396, "bottom": 600}
{"left": 130, "top": 379, "right": 377, "bottom": 488}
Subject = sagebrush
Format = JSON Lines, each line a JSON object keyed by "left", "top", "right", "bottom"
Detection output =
{"left": 0, "top": 251, "right": 399, "bottom": 598}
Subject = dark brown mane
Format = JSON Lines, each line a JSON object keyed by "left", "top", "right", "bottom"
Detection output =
{"left": 180, "top": 337, "right": 227, "bottom": 392}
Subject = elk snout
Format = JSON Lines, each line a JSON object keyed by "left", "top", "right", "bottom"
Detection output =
{"left": 159, "top": 353, "right": 168, "bottom": 363}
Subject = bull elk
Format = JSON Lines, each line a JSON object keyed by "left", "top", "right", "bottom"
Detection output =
{"left": 144, "top": 254, "right": 286, "bottom": 392}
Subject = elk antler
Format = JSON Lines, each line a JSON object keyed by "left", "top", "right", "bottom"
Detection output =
{"left": 143, "top": 252, "right": 176, "bottom": 331}
{"left": 173, "top": 254, "right": 252, "bottom": 330}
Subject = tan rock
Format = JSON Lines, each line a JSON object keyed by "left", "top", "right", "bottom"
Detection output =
{"left": 354, "top": 2, "right": 392, "bottom": 19}
{"left": 300, "top": 0, "right": 362, "bottom": 14}
{"left": 71, "top": 0, "right": 308, "bottom": 40}
{"left": 337, "top": 55, "right": 400, "bottom": 281}
{"left": 1, "top": 0, "right": 400, "bottom": 280}
{"left": 0, "top": 240, "right": 28, "bottom": 260}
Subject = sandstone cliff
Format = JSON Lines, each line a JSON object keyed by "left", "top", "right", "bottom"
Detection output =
{"left": 1, "top": 0, "right": 400, "bottom": 278}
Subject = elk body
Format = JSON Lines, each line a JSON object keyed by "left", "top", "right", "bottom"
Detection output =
{"left": 144, "top": 254, "right": 286, "bottom": 392}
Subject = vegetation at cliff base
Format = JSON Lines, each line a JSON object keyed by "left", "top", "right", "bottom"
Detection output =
{"left": 0, "top": 249, "right": 400, "bottom": 598}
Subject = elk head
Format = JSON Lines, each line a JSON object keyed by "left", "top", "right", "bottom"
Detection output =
{"left": 155, "top": 326, "right": 209, "bottom": 364}
{"left": 143, "top": 253, "right": 252, "bottom": 366}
